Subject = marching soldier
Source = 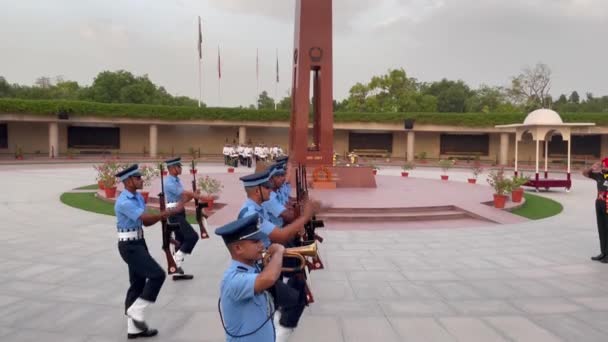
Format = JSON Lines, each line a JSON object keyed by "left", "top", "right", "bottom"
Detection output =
{"left": 583, "top": 160, "right": 608, "bottom": 263}
{"left": 115, "top": 164, "right": 178, "bottom": 338}
{"left": 263, "top": 163, "right": 296, "bottom": 227}
{"left": 164, "top": 157, "right": 203, "bottom": 279}
{"left": 275, "top": 156, "right": 293, "bottom": 206}
{"left": 237, "top": 169, "right": 320, "bottom": 341}
{"left": 216, "top": 214, "right": 285, "bottom": 342}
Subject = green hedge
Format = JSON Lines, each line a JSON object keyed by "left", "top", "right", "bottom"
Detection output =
{"left": 1, "top": 98, "right": 606, "bottom": 127}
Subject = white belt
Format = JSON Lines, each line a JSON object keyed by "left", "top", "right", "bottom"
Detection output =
{"left": 117, "top": 230, "right": 144, "bottom": 241}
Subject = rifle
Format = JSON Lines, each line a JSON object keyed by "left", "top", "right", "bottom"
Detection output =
{"left": 294, "top": 164, "right": 325, "bottom": 271}
{"left": 191, "top": 160, "right": 210, "bottom": 239}
{"left": 159, "top": 163, "right": 178, "bottom": 275}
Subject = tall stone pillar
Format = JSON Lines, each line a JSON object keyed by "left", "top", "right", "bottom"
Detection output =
{"left": 49, "top": 122, "right": 59, "bottom": 158}
{"left": 406, "top": 131, "right": 415, "bottom": 162}
{"left": 499, "top": 133, "right": 509, "bottom": 166}
{"left": 239, "top": 126, "right": 247, "bottom": 145}
{"left": 149, "top": 124, "right": 158, "bottom": 158}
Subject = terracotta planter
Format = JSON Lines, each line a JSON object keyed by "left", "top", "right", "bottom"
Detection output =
{"left": 140, "top": 191, "right": 149, "bottom": 203}
{"left": 228, "top": 167, "right": 235, "bottom": 173}
{"left": 372, "top": 170, "right": 378, "bottom": 175}
{"left": 511, "top": 188, "right": 524, "bottom": 203}
{"left": 467, "top": 178, "right": 477, "bottom": 184}
{"left": 441, "top": 175, "right": 449, "bottom": 181}
{"left": 493, "top": 194, "right": 508, "bottom": 209}
{"left": 401, "top": 172, "right": 409, "bottom": 177}
{"left": 190, "top": 169, "right": 198, "bottom": 175}
{"left": 161, "top": 171, "right": 168, "bottom": 176}
{"left": 202, "top": 197, "right": 215, "bottom": 210}
{"left": 104, "top": 187, "right": 117, "bottom": 198}
{"left": 16, "top": 156, "right": 23, "bottom": 160}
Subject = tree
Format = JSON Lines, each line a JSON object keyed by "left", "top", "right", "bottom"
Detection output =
{"left": 0, "top": 77, "right": 11, "bottom": 97}
{"left": 277, "top": 95, "right": 292, "bottom": 111}
{"left": 35, "top": 76, "right": 52, "bottom": 89}
{"left": 569, "top": 91, "right": 580, "bottom": 104}
{"left": 257, "top": 90, "right": 275, "bottom": 110}
{"left": 508, "top": 62, "right": 552, "bottom": 108}
{"left": 423, "top": 79, "right": 472, "bottom": 112}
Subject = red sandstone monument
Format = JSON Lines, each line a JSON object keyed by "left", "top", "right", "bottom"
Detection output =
{"left": 289, "top": 0, "right": 375, "bottom": 188}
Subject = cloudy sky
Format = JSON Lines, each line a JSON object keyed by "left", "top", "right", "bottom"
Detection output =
{"left": 1, "top": 0, "right": 607, "bottom": 107}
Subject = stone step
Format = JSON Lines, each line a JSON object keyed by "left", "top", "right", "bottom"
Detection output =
{"left": 317, "top": 209, "right": 470, "bottom": 223}
{"left": 323, "top": 205, "right": 457, "bottom": 214}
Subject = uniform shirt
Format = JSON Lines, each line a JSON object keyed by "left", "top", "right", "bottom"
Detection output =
{"left": 238, "top": 198, "right": 276, "bottom": 248}
{"left": 262, "top": 191, "right": 286, "bottom": 227}
{"left": 243, "top": 147, "right": 253, "bottom": 157}
{"left": 220, "top": 260, "right": 274, "bottom": 342}
{"left": 279, "top": 182, "right": 292, "bottom": 205}
{"left": 223, "top": 146, "right": 230, "bottom": 156}
{"left": 164, "top": 175, "right": 184, "bottom": 203}
{"left": 114, "top": 189, "right": 145, "bottom": 231}
{"left": 590, "top": 172, "right": 608, "bottom": 193}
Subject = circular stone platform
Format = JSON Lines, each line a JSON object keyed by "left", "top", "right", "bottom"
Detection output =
{"left": 104, "top": 167, "right": 527, "bottom": 231}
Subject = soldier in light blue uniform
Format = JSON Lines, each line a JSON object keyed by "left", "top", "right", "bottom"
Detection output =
{"left": 115, "top": 164, "right": 175, "bottom": 339}
{"left": 262, "top": 163, "right": 295, "bottom": 227}
{"left": 216, "top": 214, "right": 285, "bottom": 342}
{"left": 164, "top": 157, "right": 201, "bottom": 278}
{"left": 237, "top": 169, "right": 320, "bottom": 341}
{"left": 275, "top": 156, "right": 293, "bottom": 206}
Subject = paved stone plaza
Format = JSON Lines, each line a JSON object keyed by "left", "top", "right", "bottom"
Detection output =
{"left": 1, "top": 164, "right": 608, "bottom": 341}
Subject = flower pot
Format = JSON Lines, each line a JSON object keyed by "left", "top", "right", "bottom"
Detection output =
{"left": 493, "top": 194, "right": 508, "bottom": 209}
{"left": 190, "top": 169, "right": 198, "bottom": 175}
{"left": 401, "top": 172, "right": 409, "bottom": 177}
{"left": 104, "top": 187, "right": 117, "bottom": 198}
{"left": 372, "top": 170, "right": 377, "bottom": 175}
{"left": 511, "top": 188, "right": 524, "bottom": 203}
{"left": 467, "top": 178, "right": 477, "bottom": 184}
{"left": 98, "top": 180, "right": 105, "bottom": 190}
{"left": 16, "top": 156, "right": 23, "bottom": 160}
{"left": 140, "top": 191, "right": 149, "bottom": 203}
{"left": 228, "top": 167, "right": 235, "bottom": 173}
{"left": 161, "top": 171, "right": 168, "bottom": 176}
{"left": 202, "top": 197, "right": 215, "bottom": 210}
{"left": 441, "top": 175, "right": 449, "bottom": 181}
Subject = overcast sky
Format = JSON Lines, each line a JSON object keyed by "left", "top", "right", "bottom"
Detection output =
{"left": 1, "top": 0, "right": 607, "bottom": 107}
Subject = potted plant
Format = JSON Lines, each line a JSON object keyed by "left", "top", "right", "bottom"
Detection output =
{"left": 438, "top": 159, "right": 455, "bottom": 180}
{"left": 469, "top": 161, "right": 483, "bottom": 184}
{"left": 510, "top": 175, "right": 529, "bottom": 203}
{"left": 66, "top": 148, "right": 79, "bottom": 160}
{"left": 95, "top": 161, "right": 123, "bottom": 198}
{"left": 371, "top": 164, "right": 379, "bottom": 175}
{"left": 14, "top": 145, "right": 23, "bottom": 160}
{"left": 401, "top": 162, "right": 415, "bottom": 177}
{"left": 487, "top": 168, "right": 511, "bottom": 209}
{"left": 197, "top": 175, "right": 223, "bottom": 209}
{"left": 139, "top": 165, "right": 156, "bottom": 203}
{"left": 157, "top": 163, "right": 168, "bottom": 176}
{"left": 417, "top": 151, "right": 427, "bottom": 164}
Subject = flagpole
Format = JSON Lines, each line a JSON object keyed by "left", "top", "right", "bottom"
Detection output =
{"left": 218, "top": 45, "right": 221, "bottom": 106}
{"left": 256, "top": 48, "right": 259, "bottom": 109}
{"left": 275, "top": 48, "right": 278, "bottom": 111}
{"left": 197, "top": 16, "right": 203, "bottom": 108}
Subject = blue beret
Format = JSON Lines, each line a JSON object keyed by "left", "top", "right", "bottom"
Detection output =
{"left": 165, "top": 157, "right": 182, "bottom": 166}
{"left": 240, "top": 170, "right": 271, "bottom": 187}
{"left": 215, "top": 213, "right": 265, "bottom": 244}
{"left": 268, "top": 163, "right": 286, "bottom": 177}
{"left": 115, "top": 164, "right": 141, "bottom": 182}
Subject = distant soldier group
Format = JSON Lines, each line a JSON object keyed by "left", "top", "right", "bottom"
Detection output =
{"left": 223, "top": 143, "right": 284, "bottom": 168}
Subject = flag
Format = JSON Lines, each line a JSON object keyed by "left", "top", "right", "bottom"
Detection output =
{"left": 276, "top": 49, "right": 279, "bottom": 83}
{"left": 197, "top": 16, "right": 202, "bottom": 60}
{"left": 217, "top": 46, "right": 221, "bottom": 79}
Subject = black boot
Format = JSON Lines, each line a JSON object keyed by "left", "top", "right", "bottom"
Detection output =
{"left": 128, "top": 328, "right": 158, "bottom": 339}
{"left": 600, "top": 256, "right": 608, "bottom": 263}
{"left": 591, "top": 253, "right": 606, "bottom": 261}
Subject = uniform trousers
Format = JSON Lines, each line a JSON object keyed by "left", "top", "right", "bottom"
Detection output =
{"left": 169, "top": 211, "right": 199, "bottom": 254}
{"left": 118, "top": 239, "right": 166, "bottom": 312}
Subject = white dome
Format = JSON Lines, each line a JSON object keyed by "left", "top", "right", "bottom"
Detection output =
{"left": 523, "top": 109, "right": 563, "bottom": 125}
